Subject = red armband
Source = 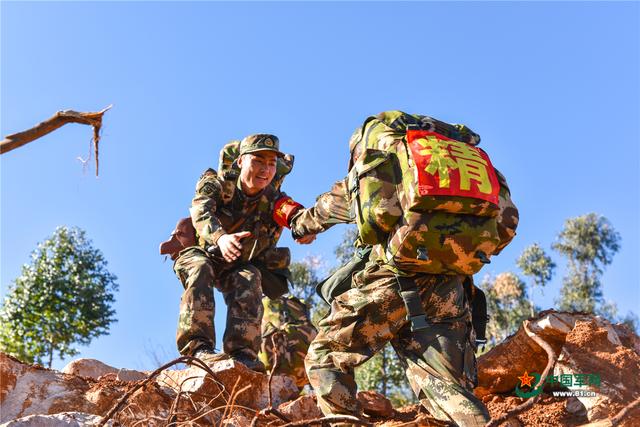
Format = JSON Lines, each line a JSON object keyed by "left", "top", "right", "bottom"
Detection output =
{"left": 273, "top": 197, "right": 304, "bottom": 228}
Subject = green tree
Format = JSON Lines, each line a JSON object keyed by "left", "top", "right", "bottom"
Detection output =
{"left": 482, "top": 272, "right": 532, "bottom": 349}
{"left": 516, "top": 243, "right": 556, "bottom": 317}
{"left": 0, "top": 226, "right": 118, "bottom": 367}
{"left": 334, "top": 226, "right": 359, "bottom": 264}
{"left": 552, "top": 213, "right": 621, "bottom": 315}
{"left": 355, "top": 344, "right": 414, "bottom": 406}
{"left": 289, "top": 255, "right": 327, "bottom": 324}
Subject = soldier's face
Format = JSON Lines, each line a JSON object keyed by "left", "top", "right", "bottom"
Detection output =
{"left": 238, "top": 151, "right": 278, "bottom": 196}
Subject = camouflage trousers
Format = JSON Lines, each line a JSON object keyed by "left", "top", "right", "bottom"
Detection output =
{"left": 305, "top": 264, "right": 490, "bottom": 427}
{"left": 260, "top": 323, "right": 317, "bottom": 389}
{"left": 174, "top": 247, "right": 263, "bottom": 358}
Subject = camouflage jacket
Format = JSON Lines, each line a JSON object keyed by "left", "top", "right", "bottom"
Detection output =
{"left": 289, "top": 178, "right": 352, "bottom": 238}
{"left": 191, "top": 168, "right": 300, "bottom": 268}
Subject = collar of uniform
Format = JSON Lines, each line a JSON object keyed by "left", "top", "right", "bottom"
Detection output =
{"left": 235, "top": 179, "right": 259, "bottom": 201}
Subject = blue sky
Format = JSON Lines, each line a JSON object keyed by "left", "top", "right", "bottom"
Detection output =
{"left": 1, "top": 2, "right": 638, "bottom": 371}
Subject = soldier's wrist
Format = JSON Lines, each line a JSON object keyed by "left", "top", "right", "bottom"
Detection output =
{"left": 291, "top": 228, "right": 304, "bottom": 240}
{"left": 210, "top": 229, "right": 227, "bottom": 245}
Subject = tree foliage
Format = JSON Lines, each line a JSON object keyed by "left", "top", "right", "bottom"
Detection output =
{"left": 552, "top": 213, "right": 621, "bottom": 315}
{"left": 481, "top": 272, "right": 532, "bottom": 349}
{"left": 289, "top": 256, "right": 327, "bottom": 324}
{"left": 516, "top": 243, "right": 555, "bottom": 316}
{"left": 334, "top": 227, "right": 359, "bottom": 265}
{"left": 0, "top": 226, "right": 118, "bottom": 367}
{"left": 355, "top": 343, "right": 414, "bottom": 406}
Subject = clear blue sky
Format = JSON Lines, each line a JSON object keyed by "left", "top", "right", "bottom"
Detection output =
{"left": 2, "top": 2, "right": 638, "bottom": 371}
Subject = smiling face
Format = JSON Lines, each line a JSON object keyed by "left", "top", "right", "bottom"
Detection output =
{"left": 237, "top": 150, "right": 278, "bottom": 196}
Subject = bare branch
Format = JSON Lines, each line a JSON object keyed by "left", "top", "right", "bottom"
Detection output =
{"left": 1, "top": 105, "right": 112, "bottom": 176}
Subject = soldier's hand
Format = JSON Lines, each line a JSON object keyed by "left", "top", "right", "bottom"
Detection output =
{"left": 217, "top": 231, "right": 252, "bottom": 262}
{"left": 295, "top": 234, "right": 317, "bottom": 245}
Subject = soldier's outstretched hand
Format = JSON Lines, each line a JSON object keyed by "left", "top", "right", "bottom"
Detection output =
{"left": 295, "top": 234, "right": 317, "bottom": 245}
{"left": 218, "top": 231, "right": 252, "bottom": 262}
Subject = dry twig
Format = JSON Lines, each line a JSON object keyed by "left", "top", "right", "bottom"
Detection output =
{"left": 1, "top": 105, "right": 112, "bottom": 176}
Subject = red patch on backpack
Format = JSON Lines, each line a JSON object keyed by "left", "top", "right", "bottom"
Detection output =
{"left": 406, "top": 130, "right": 500, "bottom": 205}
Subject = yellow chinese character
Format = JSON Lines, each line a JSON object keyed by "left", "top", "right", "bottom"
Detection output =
{"left": 449, "top": 140, "right": 487, "bottom": 165}
{"left": 449, "top": 141, "right": 493, "bottom": 194}
{"left": 456, "top": 158, "right": 493, "bottom": 194}
{"left": 417, "top": 136, "right": 458, "bottom": 188}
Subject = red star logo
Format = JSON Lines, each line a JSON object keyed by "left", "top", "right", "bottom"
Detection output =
{"left": 518, "top": 371, "right": 535, "bottom": 388}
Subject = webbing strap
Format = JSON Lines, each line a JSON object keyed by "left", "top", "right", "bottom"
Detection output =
{"left": 395, "top": 275, "right": 430, "bottom": 332}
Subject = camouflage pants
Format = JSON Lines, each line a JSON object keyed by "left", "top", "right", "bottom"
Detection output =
{"left": 305, "top": 264, "right": 489, "bottom": 427}
{"left": 174, "top": 247, "right": 263, "bottom": 358}
{"left": 260, "top": 324, "right": 317, "bottom": 389}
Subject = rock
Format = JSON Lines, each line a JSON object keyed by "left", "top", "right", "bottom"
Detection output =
{"left": 277, "top": 395, "right": 322, "bottom": 422}
{"left": 476, "top": 311, "right": 620, "bottom": 397}
{"left": 613, "top": 323, "right": 640, "bottom": 355}
{"left": 220, "top": 413, "right": 251, "bottom": 426}
{"left": 115, "top": 368, "right": 147, "bottom": 382}
{"left": 553, "top": 319, "right": 640, "bottom": 422}
{"left": 565, "top": 397, "right": 587, "bottom": 416}
{"left": 61, "top": 359, "right": 118, "bottom": 379}
{"left": 61, "top": 359, "right": 146, "bottom": 384}
{"left": 0, "top": 412, "right": 108, "bottom": 427}
{"left": 1, "top": 353, "right": 96, "bottom": 422}
{"left": 155, "top": 353, "right": 298, "bottom": 410}
{"left": 357, "top": 390, "right": 394, "bottom": 418}
{"left": 2, "top": 310, "right": 639, "bottom": 426}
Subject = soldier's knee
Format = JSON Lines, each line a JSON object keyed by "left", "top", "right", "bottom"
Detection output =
{"left": 233, "top": 264, "right": 263, "bottom": 295}
{"left": 175, "top": 251, "right": 216, "bottom": 290}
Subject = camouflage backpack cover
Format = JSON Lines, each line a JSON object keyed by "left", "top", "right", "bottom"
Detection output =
{"left": 348, "top": 111, "right": 519, "bottom": 275}
{"left": 258, "top": 295, "right": 317, "bottom": 388}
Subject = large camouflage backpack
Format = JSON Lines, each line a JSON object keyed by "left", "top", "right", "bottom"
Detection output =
{"left": 258, "top": 295, "right": 317, "bottom": 388}
{"left": 218, "top": 140, "right": 295, "bottom": 203}
{"left": 348, "top": 111, "right": 519, "bottom": 275}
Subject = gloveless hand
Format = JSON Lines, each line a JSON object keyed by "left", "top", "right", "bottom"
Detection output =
{"left": 217, "top": 231, "right": 252, "bottom": 262}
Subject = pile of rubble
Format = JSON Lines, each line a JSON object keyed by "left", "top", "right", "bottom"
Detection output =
{"left": 1, "top": 311, "right": 639, "bottom": 426}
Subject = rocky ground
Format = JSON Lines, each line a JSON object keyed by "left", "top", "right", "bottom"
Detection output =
{"left": 1, "top": 311, "right": 639, "bottom": 426}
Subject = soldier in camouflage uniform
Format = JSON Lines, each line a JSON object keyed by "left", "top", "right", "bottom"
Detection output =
{"left": 259, "top": 295, "right": 317, "bottom": 388}
{"left": 288, "top": 112, "right": 519, "bottom": 426}
{"left": 174, "top": 134, "right": 307, "bottom": 371}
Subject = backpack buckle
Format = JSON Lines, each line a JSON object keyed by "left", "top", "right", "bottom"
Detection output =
{"left": 416, "top": 247, "right": 429, "bottom": 261}
{"left": 408, "top": 314, "right": 430, "bottom": 332}
{"left": 475, "top": 251, "right": 491, "bottom": 264}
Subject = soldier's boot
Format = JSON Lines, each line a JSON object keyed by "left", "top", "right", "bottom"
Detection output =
{"left": 231, "top": 351, "right": 266, "bottom": 373}
{"left": 192, "top": 345, "right": 217, "bottom": 360}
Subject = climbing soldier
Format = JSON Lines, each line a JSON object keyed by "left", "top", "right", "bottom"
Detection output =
{"left": 288, "top": 111, "right": 519, "bottom": 426}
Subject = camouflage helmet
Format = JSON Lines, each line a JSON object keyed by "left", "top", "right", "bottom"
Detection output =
{"left": 239, "top": 134, "right": 284, "bottom": 158}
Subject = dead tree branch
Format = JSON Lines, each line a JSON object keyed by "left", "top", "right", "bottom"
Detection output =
{"left": 1, "top": 105, "right": 112, "bottom": 176}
